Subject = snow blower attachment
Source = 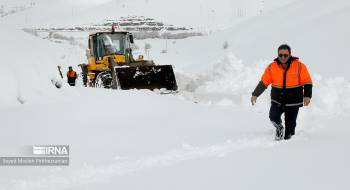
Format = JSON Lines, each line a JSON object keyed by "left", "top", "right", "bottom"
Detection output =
{"left": 80, "top": 26, "right": 178, "bottom": 91}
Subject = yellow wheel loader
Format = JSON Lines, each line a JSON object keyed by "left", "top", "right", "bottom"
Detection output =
{"left": 80, "top": 26, "right": 178, "bottom": 91}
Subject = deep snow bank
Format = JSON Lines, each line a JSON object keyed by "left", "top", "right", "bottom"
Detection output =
{"left": 176, "top": 52, "right": 350, "bottom": 117}
{"left": 0, "top": 27, "right": 85, "bottom": 108}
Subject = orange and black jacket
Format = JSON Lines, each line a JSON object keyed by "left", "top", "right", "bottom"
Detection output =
{"left": 67, "top": 70, "right": 77, "bottom": 78}
{"left": 252, "top": 57, "right": 313, "bottom": 107}
{"left": 67, "top": 70, "right": 77, "bottom": 83}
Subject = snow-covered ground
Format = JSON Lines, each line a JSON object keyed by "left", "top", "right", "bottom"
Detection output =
{"left": 0, "top": 0, "right": 349, "bottom": 190}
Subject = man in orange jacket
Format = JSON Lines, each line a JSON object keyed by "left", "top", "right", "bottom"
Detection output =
{"left": 251, "top": 44, "right": 313, "bottom": 140}
{"left": 67, "top": 66, "right": 78, "bottom": 86}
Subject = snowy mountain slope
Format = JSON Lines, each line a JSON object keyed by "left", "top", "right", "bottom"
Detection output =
{"left": 0, "top": 0, "right": 107, "bottom": 27}
{"left": 0, "top": 0, "right": 297, "bottom": 29}
{"left": 67, "top": 0, "right": 300, "bottom": 31}
{"left": 0, "top": 0, "right": 350, "bottom": 190}
{"left": 150, "top": 0, "right": 350, "bottom": 79}
{"left": 222, "top": 0, "right": 350, "bottom": 79}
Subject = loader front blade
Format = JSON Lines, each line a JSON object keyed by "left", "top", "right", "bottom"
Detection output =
{"left": 115, "top": 65, "right": 178, "bottom": 91}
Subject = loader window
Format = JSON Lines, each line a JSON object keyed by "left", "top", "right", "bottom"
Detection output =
{"left": 96, "top": 33, "right": 127, "bottom": 58}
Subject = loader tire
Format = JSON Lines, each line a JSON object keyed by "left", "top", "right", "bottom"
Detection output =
{"left": 95, "top": 71, "right": 113, "bottom": 89}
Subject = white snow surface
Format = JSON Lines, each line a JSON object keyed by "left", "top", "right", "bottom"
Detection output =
{"left": 0, "top": 0, "right": 349, "bottom": 190}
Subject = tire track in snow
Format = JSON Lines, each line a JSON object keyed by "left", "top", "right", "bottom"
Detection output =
{"left": 6, "top": 137, "right": 283, "bottom": 190}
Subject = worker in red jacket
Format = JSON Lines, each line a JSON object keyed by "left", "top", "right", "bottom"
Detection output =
{"left": 67, "top": 66, "right": 78, "bottom": 86}
{"left": 251, "top": 44, "right": 313, "bottom": 140}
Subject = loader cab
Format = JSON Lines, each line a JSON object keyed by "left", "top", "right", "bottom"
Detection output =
{"left": 88, "top": 32, "right": 134, "bottom": 61}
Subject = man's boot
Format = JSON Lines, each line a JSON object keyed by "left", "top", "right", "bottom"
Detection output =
{"left": 275, "top": 126, "right": 284, "bottom": 141}
{"left": 272, "top": 122, "right": 284, "bottom": 141}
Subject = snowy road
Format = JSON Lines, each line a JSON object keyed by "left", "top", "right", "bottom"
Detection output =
{"left": 0, "top": 86, "right": 349, "bottom": 190}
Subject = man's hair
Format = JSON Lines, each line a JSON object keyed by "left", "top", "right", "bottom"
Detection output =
{"left": 278, "top": 44, "right": 291, "bottom": 54}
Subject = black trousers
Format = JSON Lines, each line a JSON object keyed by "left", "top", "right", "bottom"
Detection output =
{"left": 68, "top": 78, "right": 76, "bottom": 86}
{"left": 269, "top": 103, "right": 300, "bottom": 136}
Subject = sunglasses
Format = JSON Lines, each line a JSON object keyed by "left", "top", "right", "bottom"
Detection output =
{"left": 279, "top": 54, "right": 290, "bottom": 58}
